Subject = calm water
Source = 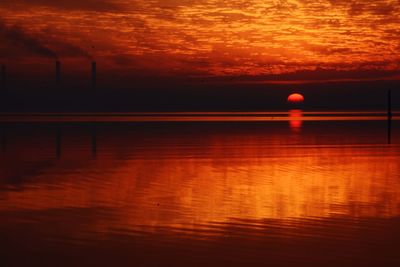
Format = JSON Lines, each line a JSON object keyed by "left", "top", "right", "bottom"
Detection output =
{"left": 0, "top": 112, "right": 400, "bottom": 267}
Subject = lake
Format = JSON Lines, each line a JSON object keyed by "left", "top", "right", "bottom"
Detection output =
{"left": 0, "top": 111, "right": 399, "bottom": 267}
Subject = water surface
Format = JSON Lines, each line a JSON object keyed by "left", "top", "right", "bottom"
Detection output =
{"left": 0, "top": 113, "right": 399, "bottom": 266}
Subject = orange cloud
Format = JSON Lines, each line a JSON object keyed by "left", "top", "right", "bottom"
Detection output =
{"left": 0, "top": 0, "right": 399, "bottom": 81}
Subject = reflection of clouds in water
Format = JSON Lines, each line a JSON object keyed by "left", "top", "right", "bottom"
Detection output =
{"left": 1, "top": 131, "right": 399, "bottom": 233}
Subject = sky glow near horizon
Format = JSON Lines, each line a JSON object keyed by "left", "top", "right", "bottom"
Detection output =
{"left": 0, "top": 0, "right": 400, "bottom": 81}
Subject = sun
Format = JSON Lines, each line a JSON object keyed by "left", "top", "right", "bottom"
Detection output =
{"left": 287, "top": 93, "right": 304, "bottom": 104}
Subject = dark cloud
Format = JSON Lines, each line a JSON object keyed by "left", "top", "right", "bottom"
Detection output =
{"left": 325, "top": 0, "right": 399, "bottom": 16}
{"left": 276, "top": 68, "right": 400, "bottom": 81}
{"left": 0, "top": 20, "right": 56, "bottom": 58}
{"left": 49, "top": 39, "right": 93, "bottom": 59}
{"left": 372, "top": 3, "right": 396, "bottom": 16}
{"left": 2, "top": 0, "right": 120, "bottom": 12}
{"left": 0, "top": 20, "right": 92, "bottom": 59}
{"left": 303, "top": 42, "right": 356, "bottom": 56}
{"left": 209, "top": 68, "right": 400, "bottom": 84}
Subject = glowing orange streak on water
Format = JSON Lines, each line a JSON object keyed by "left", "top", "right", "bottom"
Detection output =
{"left": 289, "top": 109, "right": 303, "bottom": 131}
{"left": 1, "top": 146, "right": 399, "bottom": 235}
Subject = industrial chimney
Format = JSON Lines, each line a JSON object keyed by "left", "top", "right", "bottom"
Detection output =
{"left": 91, "top": 61, "right": 96, "bottom": 90}
{"left": 55, "top": 60, "right": 61, "bottom": 87}
{"left": 1, "top": 65, "right": 5, "bottom": 91}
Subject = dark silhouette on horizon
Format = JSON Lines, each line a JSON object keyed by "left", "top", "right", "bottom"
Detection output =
{"left": 0, "top": 61, "right": 398, "bottom": 113}
{"left": 0, "top": 125, "right": 6, "bottom": 152}
{"left": 56, "top": 61, "right": 61, "bottom": 89}
{"left": 388, "top": 90, "right": 392, "bottom": 144}
{"left": 56, "top": 126, "right": 62, "bottom": 159}
{"left": 1, "top": 65, "right": 6, "bottom": 92}
{"left": 92, "top": 61, "right": 97, "bottom": 91}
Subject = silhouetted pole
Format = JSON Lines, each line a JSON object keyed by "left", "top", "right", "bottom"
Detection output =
{"left": 388, "top": 90, "right": 392, "bottom": 144}
{"left": 56, "top": 127, "right": 62, "bottom": 159}
{"left": 92, "top": 61, "right": 97, "bottom": 90}
{"left": 56, "top": 61, "right": 61, "bottom": 88}
{"left": 1, "top": 65, "right": 6, "bottom": 91}
{"left": 0, "top": 125, "right": 6, "bottom": 152}
{"left": 91, "top": 126, "right": 97, "bottom": 158}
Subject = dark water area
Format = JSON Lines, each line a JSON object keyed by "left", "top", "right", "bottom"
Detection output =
{"left": 0, "top": 114, "right": 400, "bottom": 266}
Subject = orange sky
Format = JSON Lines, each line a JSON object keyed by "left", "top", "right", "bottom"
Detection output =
{"left": 1, "top": 0, "right": 400, "bottom": 81}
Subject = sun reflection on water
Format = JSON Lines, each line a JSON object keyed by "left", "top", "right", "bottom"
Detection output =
{"left": 289, "top": 109, "right": 303, "bottom": 132}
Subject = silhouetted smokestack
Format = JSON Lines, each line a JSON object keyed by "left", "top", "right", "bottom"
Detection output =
{"left": 92, "top": 61, "right": 96, "bottom": 90}
{"left": 388, "top": 90, "right": 392, "bottom": 144}
{"left": 56, "top": 127, "right": 62, "bottom": 159}
{"left": 1, "top": 65, "right": 5, "bottom": 91}
{"left": 388, "top": 90, "right": 392, "bottom": 119}
{"left": 56, "top": 61, "right": 61, "bottom": 87}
